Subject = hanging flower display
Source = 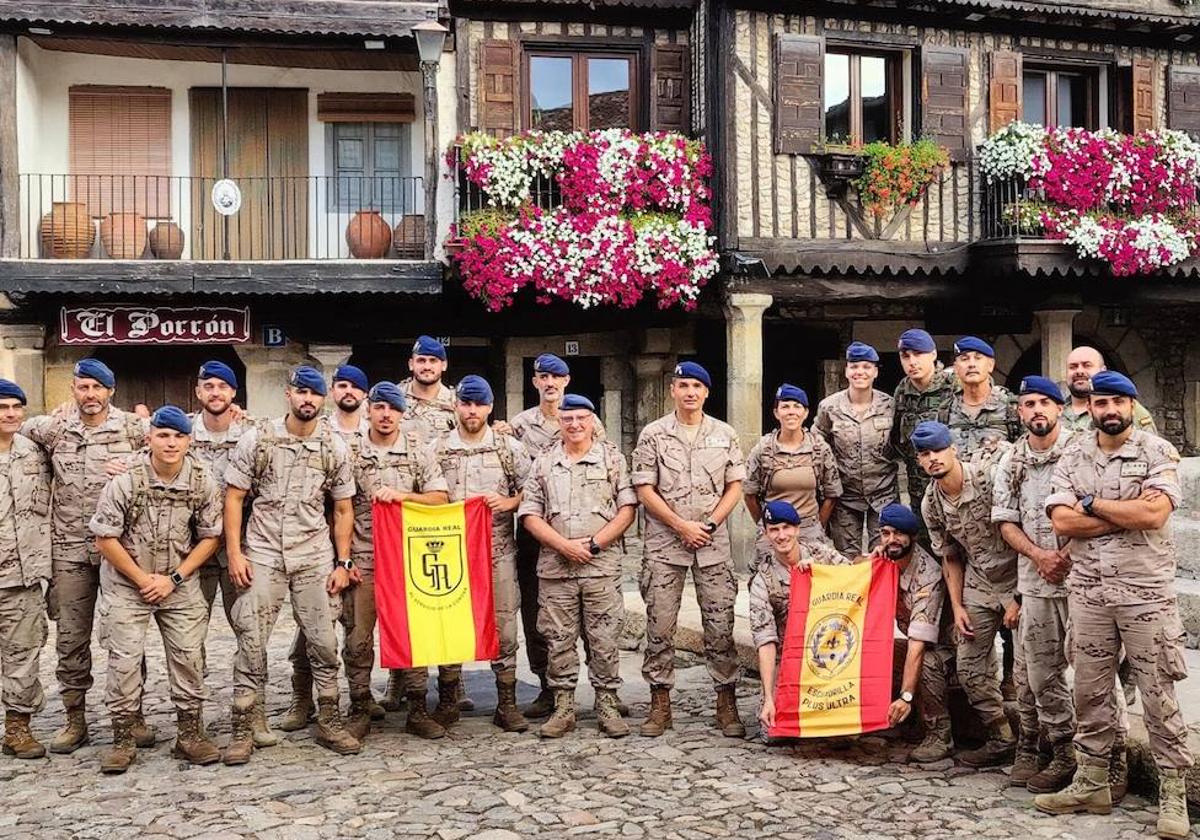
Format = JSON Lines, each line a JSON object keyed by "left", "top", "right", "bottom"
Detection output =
{"left": 853, "top": 140, "right": 950, "bottom": 217}
{"left": 447, "top": 130, "right": 717, "bottom": 311}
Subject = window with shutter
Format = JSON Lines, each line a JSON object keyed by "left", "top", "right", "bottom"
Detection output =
{"left": 651, "top": 44, "right": 689, "bottom": 132}
{"left": 1168, "top": 65, "right": 1200, "bottom": 138}
{"left": 774, "top": 34, "right": 824, "bottom": 154}
{"left": 481, "top": 40, "right": 519, "bottom": 136}
{"left": 68, "top": 86, "right": 171, "bottom": 218}
{"left": 525, "top": 49, "right": 640, "bottom": 131}
{"left": 922, "top": 47, "right": 969, "bottom": 160}
{"left": 327, "top": 122, "right": 412, "bottom": 212}
{"left": 823, "top": 49, "right": 901, "bottom": 145}
{"left": 1022, "top": 65, "right": 1099, "bottom": 130}
{"left": 988, "top": 51, "right": 1022, "bottom": 133}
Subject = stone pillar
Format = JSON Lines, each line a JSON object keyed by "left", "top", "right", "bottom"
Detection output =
{"left": 633, "top": 354, "right": 668, "bottom": 435}
{"left": 505, "top": 340, "right": 525, "bottom": 421}
{"left": 234, "top": 345, "right": 305, "bottom": 418}
{"left": 0, "top": 325, "right": 45, "bottom": 413}
{"left": 822, "top": 359, "right": 843, "bottom": 402}
{"left": 307, "top": 343, "right": 353, "bottom": 376}
{"left": 601, "top": 356, "right": 625, "bottom": 447}
{"left": 723, "top": 292, "right": 772, "bottom": 573}
{"left": 1035, "top": 309, "right": 1079, "bottom": 382}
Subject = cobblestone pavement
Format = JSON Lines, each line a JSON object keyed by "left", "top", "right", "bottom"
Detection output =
{"left": 0, "top": 606, "right": 1172, "bottom": 840}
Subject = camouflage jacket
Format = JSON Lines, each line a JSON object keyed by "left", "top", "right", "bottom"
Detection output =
{"left": 0, "top": 435, "right": 52, "bottom": 586}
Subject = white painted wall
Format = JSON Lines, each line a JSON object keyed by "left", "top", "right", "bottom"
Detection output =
{"left": 14, "top": 38, "right": 441, "bottom": 260}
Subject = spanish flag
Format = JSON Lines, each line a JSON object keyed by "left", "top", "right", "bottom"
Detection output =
{"left": 374, "top": 498, "right": 499, "bottom": 669}
{"left": 769, "top": 558, "right": 899, "bottom": 739}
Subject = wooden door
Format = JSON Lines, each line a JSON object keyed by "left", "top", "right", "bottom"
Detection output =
{"left": 90, "top": 346, "right": 246, "bottom": 413}
{"left": 190, "top": 88, "right": 309, "bottom": 259}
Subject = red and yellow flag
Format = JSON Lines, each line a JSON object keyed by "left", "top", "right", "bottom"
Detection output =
{"left": 769, "top": 558, "right": 899, "bottom": 739}
{"left": 374, "top": 498, "right": 499, "bottom": 669}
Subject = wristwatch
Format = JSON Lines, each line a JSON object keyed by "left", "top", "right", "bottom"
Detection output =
{"left": 703, "top": 519, "right": 718, "bottom": 534}
{"left": 1080, "top": 494, "right": 1096, "bottom": 516}
{"left": 336, "top": 558, "right": 355, "bottom": 571}
{"left": 588, "top": 538, "right": 602, "bottom": 557}
{"left": 169, "top": 570, "right": 185, "bottom": 587}
{"left": 899, "top": 690, "right": 914, "bottom": 704}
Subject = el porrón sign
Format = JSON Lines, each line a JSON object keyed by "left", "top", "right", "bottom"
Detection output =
{"left": 60, "top": 306, "right": 251, "bottom": 345}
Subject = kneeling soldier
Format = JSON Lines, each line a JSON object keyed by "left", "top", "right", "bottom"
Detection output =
{"left": 89, "top": 406, "right": 223, "bottom": 772}
{"left": 519, "top": 394, "right": 637, "bottom": 738}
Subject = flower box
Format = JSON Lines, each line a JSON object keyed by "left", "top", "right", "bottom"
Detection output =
{"left": 815, "top": 149, "right": 865, "bottom": 197}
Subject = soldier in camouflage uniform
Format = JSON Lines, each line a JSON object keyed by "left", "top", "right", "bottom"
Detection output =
{"left": 89, "top": 406, "right": 223, "bottom": 773}
{"left": 22, "top": 358, "right": 150, "bottom": 754}
{"left": 432, "top": 376, "right": 531, "bottom": 733}
{"left": 813, "top": 342, "right": 898, "bottom": 558}
{"left": 520, "top": 393, "right": 636, "bottom": 739}
{"left": 221, "top": 366, "right": 360, "bottom": 764}
{"left": 916, "top": 420, "right": 1020, "bottom": 769}
{"left": 745, "top": 384, "right": 841, "bottom": 568}
{"left": 750, "top": 501, "right": 847, "bottom": 735}
{"left": 633, "top": 362, "right": 747, "bottom": 739}
{"left": 889, "top": 330, "right": 956, "bottom": 541}
{"left": 1036, "top": 372, "right": 1193, "bottom": 840}
{"left": 329, "top": 364, "right": 370, "bottom": 438}
{"left": 1061, "top": 346, "right": 1158, "bottom": 436}
{"left": 990, "top": 376, "right": 1080, "bottom": 792}
{"left": 0, "top": 380, "right": 52, "bottom": 760}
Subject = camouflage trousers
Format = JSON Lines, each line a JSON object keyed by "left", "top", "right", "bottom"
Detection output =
{"left": 199, "top": 557, "right": 237, "bottom": 676}
{"left": 1070, "top": 591, "right": 1194, "bottom": 770}
{"left": 0, "top": 585, "right": 47, "bottom": 714}
{"left": 1013, "top": 595, "right": 1075, "bottom": 743}
{"left": 232, "top": 561, "right": 342, "bottom": 703}
{"left": 898, "top": 637, "right": 954, "bottom": 725}
{"left": 539, "top": 575, "right": 622, "bottom": 691}
{"left": 97, "top": 586, "right": 207, "bottom": 715}
{"left": 516, "top": 523, "right": 549, "bottom": 684}
{"left": 45, "top": 559, "right": 99, "bottom": 708}
{"left": 641, "top": 560, "right": 739, "bottom": 689}
{"left": 956, "top": 602, "right": 1007, "bottom": 726}
{"left": 829, "top": 503, "right": 883, "bottom": 559}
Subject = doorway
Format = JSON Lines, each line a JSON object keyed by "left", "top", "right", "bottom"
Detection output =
{"left": 88, "top": 345, "right": 246, "bottom": 413}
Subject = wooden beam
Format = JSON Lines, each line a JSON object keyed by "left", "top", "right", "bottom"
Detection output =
{"left": 0, "top": 34, "right": 17, "bottom": 259}
{"left": 729, "top": 275, "right": 965, "bottom": 302}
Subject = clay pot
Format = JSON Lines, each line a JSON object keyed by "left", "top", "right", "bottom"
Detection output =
{"left": 148, "top": 222, "right": 186, "bottom": 260}
{"left": 100, "top": 212, "right": 148, "bottom": 259}
{"left": 393, "top": 214, "right": 425, "bottom": 259}
{"left": 346, "top": 210, "right": 392, "bottom": 258}
{"left": 39, "top": 201, "right": 95, "bottom": 258}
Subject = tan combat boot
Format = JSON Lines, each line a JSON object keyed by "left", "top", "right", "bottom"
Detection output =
{"left": 313, "top": 697, "right": 361, "bottom": 755}
{"left": 1109, "top": 739, "right": 1129, "bottom": 803}
{"left": 405, "top": 691, "right": 447, "bottom": 740}
{"left": 910, "top": 717, "right": 954, "bottom": 763}
{"left": 493, "top": 673, "right": 529, "bottom": 733}
{"left": 50, "top": 702, "right": 88, "bottom": 754}
{"left": 1027, "top": 737, "right": 1078, "bottom": 794}
{"left": 222, "top": 694, "right": 256, "bottom": 766}
{"left": 430, "top": 676, "right": 461, "bottom": 728}
{"left": 130, "top": 704, "right": 157, "bottom": 748}
{"left": 172, "top": 709, "right": 220, "bottom": 766}
{"left": 100, "top": 715, "right": 137, "bottom": 774}
{"left": 1157, "top": 768, "right": 1191, "bottom": 840}
{"left": 715, "top": 685, "right": 746, "bottom": 738}
{"left": 345, "top": 692, "right": 372, "bottom": 742}
{"left": 537, "top": 690, "right": 576, "bottom": 739}
{"left": 380, "top": 670, "right": 407, "bottom": 712}
{"left": 251, "top": 689, "right": 280, "bottom": 747}
{"left": 523, "top": 685, "right": 555, "bottom": 719}
{"left": 1034, "top": 760, "right": 1112, "bottom": 816}
{"left": 2, "top": 711, "right": 45, "bottom": 759}
{"left": 639, "top": 685, "right": 673, "bottom": 737}
{"left": 279, "top": 673, "right": 316, "bottom": 732}
{"left": 368, "top": 694, "right": 388, "bottom": 721}
{"left": 595, "top": 690, "right": 630, "bottom": 738}
{"left": 1011, "top": 728, "right": 1042, "bottom": 787}
{"left": 958, "top": 718, "right": 1017, "bottom": 768}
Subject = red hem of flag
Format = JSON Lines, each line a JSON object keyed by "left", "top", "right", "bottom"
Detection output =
{"left": 464, "top": 497, "right": 499, "bottom": 661}
{"left": 375, "top": 500, "right": 412, "bottom": 669}
{"left": 768, "top": 566, "right": 812, "bottom": 739}
{"left": 858, "top": 557, "right": 899, "bottom": 734}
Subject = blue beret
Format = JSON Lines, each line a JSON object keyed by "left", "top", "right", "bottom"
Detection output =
{"left": 879, "top": 503, "right": 919, "bottom": 535}
{"left": 534, "top": 354, "right": 570, "bottom": 376}
{"left": 1089, "top": 371, "right": 1138, "bottom": 398}
{"left": 412, "top": 335, "right": 447, "bottom": 361}
{"left": 455, "top": 374, "right": 494, "bottom": 405}
{"left": 1018, "top": 375, "right": 1064, "bottom": 404}
{"left": 289, "top": 365, "right": 327, "bottom": 396}
{"left": 953, "top": 336, "right": 995, "bottom": 358}
{"left": 197, "top": 360, "right": 238, "bottom": 390}
{"left": 73, "top": 358, "right": 115, "bottom": 389}
{"left": 560, "top": 393, "right": 595, "bottom": 413}
{"left": 149, "top": 404, "right": 192, "bottom": 435}
{"left": 367, "top": 381, "right": 406, "bottom": 412}
{"left": 774, "top": 383, "right": 809, "bottom": 408}
{"left": 897, "top": 329, "right": 936, "bottom": 353}
{"left": 762, "top": 499, "right": 801, "bottom": 526}
{"left": 673, "top": 361, "right": 711, "bottom": 388}
{"left": 0, "top": 379, "right": 27, "bottom": 405}
{"left": 846, "top": 341, "right": 880, "bottom": 363}
{"left": 333, "top": 364, "right": 369, "bottom": 392}
{"left": 910, "top": 420, "right": 953, "bottom": 452}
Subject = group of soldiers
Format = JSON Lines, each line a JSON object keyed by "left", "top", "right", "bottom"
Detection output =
{"left": 0, "top": 329, "right": 1189, "bottom": 838}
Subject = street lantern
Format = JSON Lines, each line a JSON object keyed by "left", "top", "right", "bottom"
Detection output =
{"left": 412, "top": 20, "right": 448, "bottom": 66}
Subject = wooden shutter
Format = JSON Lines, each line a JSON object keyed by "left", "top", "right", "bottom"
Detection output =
{"left": 480, "top": 40, "right": 518, "bottom": 136}
{"left": 318, "top": 92, "right": 415, "bottom": 123}
{"left": 988, "top": 50, "right": 1022, "bottom": 134}
{"left": 69, "top": 85, "right": 171, "bottom": 218}
{"left": 774, "top": 34, "right": 824, "bottom": 154}
{"left": 1131, "top": 58, "right": 1157, "bottom": 133}
{"left": 922, "top": 46, "right": 970, "bottom": 160}
{"left": 1168, "top": 65, "right": 1200, "bottom": 138}
{"left": 651, "top": 44, "right": 689, "bottom": 133}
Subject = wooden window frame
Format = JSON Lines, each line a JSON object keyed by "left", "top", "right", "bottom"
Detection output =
{"left": 521, "top": 46, "right": 643, "bottom": 132}
{"left": 325, "top": 121, "right": 413, "bottom": 213}
{"left": 823, "top": 48, "right": 903, "bottom": 145}
{"left": 1022, "top": 64, "right": 1101, "bottom": 130}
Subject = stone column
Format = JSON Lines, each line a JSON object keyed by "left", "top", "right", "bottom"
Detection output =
{"left": 504, "top": 340, "right": 525, "bottom": 421}
{"left": 601, "top": 356, "right": 625, "bottom": 447}
{"left": 0, "top": 325, "right": 45, "bottom": 413}
{"left": 633, "top": 354, "right": 668, "bottom": 435}
{"left": 822, "top": 359, "right": 843, "bottom": 402}
{"left": 307, "top": 343, "right": 353, "bottom": 375}
{"left": 234, "top": 345, "right": 306, "bottom": 418}
{"left": 1035, "top": 309, "right": 1079, "bottom": 382}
